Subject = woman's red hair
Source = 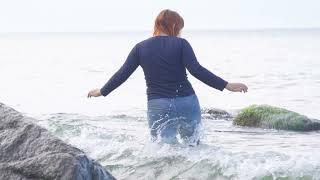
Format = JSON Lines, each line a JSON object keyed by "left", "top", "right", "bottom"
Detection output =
{"left": 153, "top": 9, "right": 184, "bottom": 36}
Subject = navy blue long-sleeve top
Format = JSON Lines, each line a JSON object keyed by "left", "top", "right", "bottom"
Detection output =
{"left": 100, "top": 36, "right": 228, "bottom": 100}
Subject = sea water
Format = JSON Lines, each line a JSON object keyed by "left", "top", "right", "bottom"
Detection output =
{"left": 0, "top": 30, "right": 320, "bottom": 179}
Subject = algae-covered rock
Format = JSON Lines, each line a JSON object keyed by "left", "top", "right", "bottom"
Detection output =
{"left": 234, "top": 105, "right": 320, "bottom": 131}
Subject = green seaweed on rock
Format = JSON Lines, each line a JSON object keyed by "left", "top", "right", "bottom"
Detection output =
{"left": 234, "top": 105, "right": 320, "bottom": 131}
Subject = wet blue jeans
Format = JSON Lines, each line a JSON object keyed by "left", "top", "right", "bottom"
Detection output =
{"left": 147, "top": 94, "right": 201, "bottom": 145}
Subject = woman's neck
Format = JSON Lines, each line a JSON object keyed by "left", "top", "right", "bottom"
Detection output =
{"left": 155, "top": 32, "right": 180, "bottom": 37}
{"left": 158, "top": 32, "right": 169, "bottom": 36}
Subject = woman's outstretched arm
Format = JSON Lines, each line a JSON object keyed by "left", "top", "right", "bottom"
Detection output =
{"left": 88, "top": 45, "right": 140, "bottom": 98}
{"left": 181, "top": 39, "right": 248, "bottom": 93}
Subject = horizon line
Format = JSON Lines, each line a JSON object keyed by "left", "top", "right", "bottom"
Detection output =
{"left": 1, "top": 27, "right": 320, "bottom": 34}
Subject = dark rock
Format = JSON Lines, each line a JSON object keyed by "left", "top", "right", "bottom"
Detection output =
{"left": 0, "top": 102, "right": 116, "bottom": 180}
{"left": 201, "top": 108, "right": 233, "bottom": 120}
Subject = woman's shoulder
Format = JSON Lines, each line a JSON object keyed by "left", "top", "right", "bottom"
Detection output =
{"left": 137, "top": 36, "right": 188, "bottom": 47}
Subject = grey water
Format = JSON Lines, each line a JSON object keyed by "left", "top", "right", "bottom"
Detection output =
{"left": 1, "top": 29, "right": 320, "bottom": 179}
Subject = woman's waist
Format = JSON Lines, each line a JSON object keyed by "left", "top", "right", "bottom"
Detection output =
{"left": 147, "top": 87, "right": 195, "bottom": 101}
{"left": 146, "top": 79, "right": 193, "bottom": 90}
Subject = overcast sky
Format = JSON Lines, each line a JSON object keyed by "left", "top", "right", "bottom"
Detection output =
{"left": 0, "top": 0, "right": 319, "bottom": 32}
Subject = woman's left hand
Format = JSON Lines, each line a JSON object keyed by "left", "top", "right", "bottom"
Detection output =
{"left": 87, "top": 88, "right": 102, "bottom": 98}
{"left": 225, "top": 83, "right": 248, "bottom": 93}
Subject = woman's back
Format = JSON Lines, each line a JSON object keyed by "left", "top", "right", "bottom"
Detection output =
{"left": 139, "top": 36, "right": 186, "bottom": 83}
{"left": 138, "top": 36, "right": 195, "bottom": 100}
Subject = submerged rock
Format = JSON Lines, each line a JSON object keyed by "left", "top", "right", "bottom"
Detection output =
{"left": 201, "top": 108, "right": 233, "bottom": 120}
{"left": 0, "top": 102, "right": 115, "bottom": 180}
{"left": 234, "top": 105, "right": 320, "bottom": 131}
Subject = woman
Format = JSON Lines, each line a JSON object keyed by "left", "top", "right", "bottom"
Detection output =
{"left": 88, "top": 9, "right": 248, "bottom": 146}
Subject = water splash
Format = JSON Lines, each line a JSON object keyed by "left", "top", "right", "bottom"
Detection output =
{"left": 34, "top": 112, "right": 320, "bottom": 179}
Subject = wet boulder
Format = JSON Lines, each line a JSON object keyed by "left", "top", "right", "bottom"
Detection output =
{"left": 0, "top": 102, "right": 115, "bottom": 180}
{"left": 233, "top": 105, "right": 320, "bottom": 131}
{"left": 201, "top": 108, "right": 233, "bottom": 120}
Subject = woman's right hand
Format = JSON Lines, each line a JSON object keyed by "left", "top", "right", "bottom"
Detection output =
{"left": 225, "top": 83, "right": 248, "bottom": 93}
{"left": 87, "top": 88, "right": 102, "bottom": 98}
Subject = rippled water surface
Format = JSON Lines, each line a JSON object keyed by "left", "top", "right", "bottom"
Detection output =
{"left": 1, "top": 30, "right": 320, "bottom": 179}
